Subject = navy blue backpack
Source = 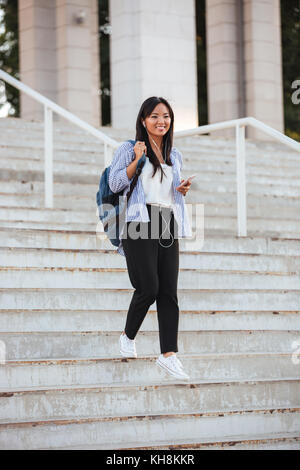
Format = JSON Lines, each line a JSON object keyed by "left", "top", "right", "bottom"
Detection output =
{"left": 96, "top": 139, "right": 146, "bottom": 247}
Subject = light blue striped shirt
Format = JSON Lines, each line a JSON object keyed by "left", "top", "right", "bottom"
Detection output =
{"left": 108, "top": 140, "right": 192, "bottom": 256}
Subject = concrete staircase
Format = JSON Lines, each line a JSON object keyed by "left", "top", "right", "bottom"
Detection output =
{"left": 0, "top": 117, "right": 299, "bottom": 449}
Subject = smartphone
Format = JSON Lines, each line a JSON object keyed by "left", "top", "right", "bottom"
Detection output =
{"left": 179, "top": 174, "right": 196, "bottom": 187}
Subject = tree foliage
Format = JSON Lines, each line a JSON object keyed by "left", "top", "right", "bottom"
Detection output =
{"left": 195, "top": 0, "right": 208, "bottom": 126}
{"left": 281, "top": 0, "right": 300, "bottom": 140}
{"left": 99, "top": 0, "right": 111, "bottom": 126}
{"left": 0, "top": 0, "right": 19, "bottom": 116}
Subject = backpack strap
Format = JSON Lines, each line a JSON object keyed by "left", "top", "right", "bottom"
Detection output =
{"left": 126, "top": 140, "right": 146, "bottom": 201}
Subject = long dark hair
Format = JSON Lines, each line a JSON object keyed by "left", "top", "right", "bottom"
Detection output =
{"left": 135, "top": 96, "right": 174, "bottom": 182}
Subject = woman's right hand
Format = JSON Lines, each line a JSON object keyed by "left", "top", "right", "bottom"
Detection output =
{"left": 134, "top": 141, "right": 147, "bottom": 160}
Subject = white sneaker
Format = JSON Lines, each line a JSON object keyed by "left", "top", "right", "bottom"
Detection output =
{"left": 156, "top": 354, "right": 189, "bottom": 380}
{"left": 176, "top": 357, "right": 184, "bottom": 370}
{"left": 119, "top": 332, "right": 137, "bottom": 358}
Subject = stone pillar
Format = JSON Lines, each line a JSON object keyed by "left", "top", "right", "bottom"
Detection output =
{"left": 205, "top": 0, "right": 242, "bottom": 137}
{"left": 206, "top": 0, "right": 284, "bottom": 139}
{"left": 18, "top": 0, "right": 57, "bottom": 120}
{"left": 109, "top": 0, "right": 198, "bottom": 131}
{"left": 18, "top": 0, "right": 101, "bottom": 126}
{"left": 244, "top": 0, "right": 284, "bottom": 138}
{"left": 56, "top": 0, "right": 101, "bottom": 126}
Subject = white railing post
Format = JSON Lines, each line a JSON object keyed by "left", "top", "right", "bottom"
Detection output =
{"left": 44, "top": 105, "right": 53, "bottom": 208}
{"left": 104, "top": 142, "right": 114, "bottom": 168}
{"left": 235, "top": 124, "right": 247, "bottom": 236}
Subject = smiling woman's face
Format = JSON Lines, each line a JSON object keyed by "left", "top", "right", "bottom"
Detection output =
{"left": 143, "top": 103, "right": 171, "bottom": 140}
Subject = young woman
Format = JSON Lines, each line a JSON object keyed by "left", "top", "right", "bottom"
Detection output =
{"left": 108, "top": 96, "right": 193, "bottom": 380}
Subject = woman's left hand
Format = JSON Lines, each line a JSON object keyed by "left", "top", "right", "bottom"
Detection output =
{"left": 176, "top": 180, "right": 191, "bottom": 196}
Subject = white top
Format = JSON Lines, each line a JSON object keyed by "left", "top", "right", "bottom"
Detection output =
{"left": 140, "top": 157, "right": 174, "bottom": 208}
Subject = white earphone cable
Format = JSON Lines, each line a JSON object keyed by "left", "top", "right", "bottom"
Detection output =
{"left": 159, "top": 209, "right": 174, "bottom": 248}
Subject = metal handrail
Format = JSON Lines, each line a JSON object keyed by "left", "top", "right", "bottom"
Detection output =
{"left": 175, "top": 117, "right": 300, "bottom": 236}
{"left": 2, "top": 69, "right": 300, "bottom": 236}
{"left": 0, "top": 69, "right": 119, "bottom": 208}
{"left": 175, "top": 117, "right": 300, "bottom": 153}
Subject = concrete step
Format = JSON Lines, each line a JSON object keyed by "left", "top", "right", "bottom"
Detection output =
{"left": 0, "top": 409, "right": 299, "bottom": 450}
{"left": 1, "top": 287, "right": 300, "bottom": 311}
{"left": 2, "top": 192, "right": 300, "bottom": 214}
{"left": 0, "top": 193, "right": 97, "bottom": 210}
{"left": 1, "top": 201, "right": 300, "bottom": 227}
{"left": 0, "top": 180, "right": 97, "bottom": 196}
{"left": 0, "top": 146, "right": 104, "bottom": 166}
{"left": 0, "top": 353, "right": 298, "bottom": 388}
{"left": 2, "top": 120, "right": 300, "bottom": 165}
{"left": 1, "top": 247, "right": 299, "bottom": 272}
{"left": 194, "top": 203, "right": 300, "bottom": 220}
{"left": 0, "top": 309, "right": 299, "bottom": 333}
{"left": 0, "top": 116, "right": 116, "bottom": 134}
{"left": 0, "top": 219, "right": 97, "bottom": 230}
{"left": 1, "top": 128, "right": 106, "bottom": 146}
{"left": 188, "top": 192, "right": 300, "bottom": 210}
{"left": 59, "top": 435, "right": 300, "bottom": 450}
{"left": 0, "top": 167, "right": 97, "bottom": 184}
{"left": 0, "top": 136, "right": 260, "bottom": 156}
{"left": 188, "top": 160, "right": 300, "bottom": 178}
{"left": 2, "top": 117, "right": 300, "bottom": 160}
{"left": 0, "top": 379, "right": 299, "bottom": 424}
{"left": 0, "top": 156, "right": 101, "bottom": 176}
{"left": 1, "top": 211, "right": 300, "bottom": 237}
{"left": 183, "top": 151, "right": 300, "bottom": 168}
{"left": 2, "top": 178, "right": 300, "bottom": 199}
{"left": 3, "top": 144, "right": 300, "bottom": 175}
{"left": 185, "top": 144, "right": 300, "bottom": 165}
{"left": 0, "top": 206, "right": 96, "bottom": 224}
{"left": 1, "top": 330, "right": 298, "bottom": 360}
{"left": 0, "top": 193, "right": 98, "bottom": 211}
{"left": 176, "top": 136, "right": 300, "bottom": 158}
{"left": 1, "top": 266, "right": 300, "bottom": 290}
{"left": 0, "top": 154, "right": 300, "bottom": 185}
{"left": 2, "top": 204, "right": 300, "bottom": 229}
{"left": 2, "top": 227, "right": 300, "bottom": 255}
{"left": 1, "top": 200, "right": 299, "bottom": 223}
{"left": 3, "top": 146, "right": 300, "bottom": 177}
{"left": 202, "top": 216, "right": 300, "bottom": 238}
{"left": 3, "top": 161, "right": 300, "bottom": 186}
{"left": 189, "top": 172, "right": 300, "bottom": 187}
{"left": 0, "top": 117, "right": 295, "bottom": 147}
{"left": 0, "top": 138, "right": 106, "bottom": 153}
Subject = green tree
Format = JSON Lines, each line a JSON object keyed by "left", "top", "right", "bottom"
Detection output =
{"left": 281, "top": 0, "right": 300, "bottom": 141}
{"left": 195, "top": 0, "right": 208, "bottom": 126}
{"left": 0, "top": 0, "right": 19, "bottom": 117}
{"left": 99, "top": 0, "right": 111, "bottom": 126}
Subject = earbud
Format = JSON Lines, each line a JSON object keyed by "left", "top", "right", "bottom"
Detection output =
{"left": 143, "top": 122, "right": 146, "bottom": 128}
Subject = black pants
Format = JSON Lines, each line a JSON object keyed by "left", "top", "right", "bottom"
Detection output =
{"left": 122, "top": 204, "right": 179, "bottom": 354}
